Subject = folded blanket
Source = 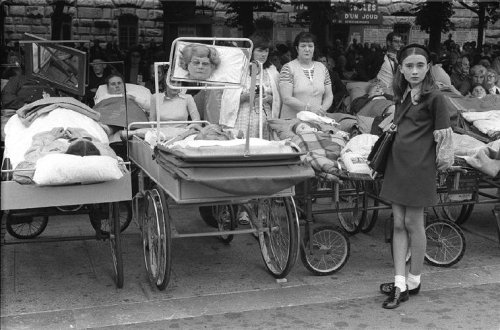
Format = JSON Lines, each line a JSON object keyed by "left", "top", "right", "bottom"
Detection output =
{"left": 16, "top": 97, "right": 99, "bottom": 126}
{"left": 461, "top": 110, "right": 500, "bottom": 138}
{"left": 448, "top": 94, "right": 500, "bottom": 112}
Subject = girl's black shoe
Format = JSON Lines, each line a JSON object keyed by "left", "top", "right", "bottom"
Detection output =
{"left": 382, "top": 286, "right": 409, "bottom": 309}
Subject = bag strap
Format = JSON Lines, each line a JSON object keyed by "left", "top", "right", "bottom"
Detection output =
{"left": 393, "top": 95, "right": 413, "bottom": 126}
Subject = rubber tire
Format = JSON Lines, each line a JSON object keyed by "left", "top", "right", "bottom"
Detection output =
{"left": 336, "top": 181, "right": 364, "bottom": 235}
{"left": 109, "top": 202, "right": 124, "bottom": 288}
{"left": 89, "top": 201, "right": 132, "bottom": 238}
{"left": 214, "top": 205, "right": 235, "bottom": 244}
{"left": 300, "top": 225, "right": 350, "bottom": 276}
{"left": 199, "top": 206, "right": 218, "bottom": 228}
{"left": 6, "top": 214, "right": 48, "bottom": 239}
{"left": 141, "top": 188, "right": 172, "bottom": 290}
{"left": 425, "top": 218, "right": 466, "bottom": 267}
{"left": 258, "top": 196, "right": 300, "bottom": 278}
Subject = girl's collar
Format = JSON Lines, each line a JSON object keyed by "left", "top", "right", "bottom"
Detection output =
{"left": 403, "top": 85, "right": 422, "bottom": 105}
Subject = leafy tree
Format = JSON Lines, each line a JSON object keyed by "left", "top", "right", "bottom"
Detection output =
{"left": 457, "top": 1, "right": 499, "bottom": 52}
{"left": 413, "top": 0, "right": 454, "bottom": 54}
{"left": 221, "top": 1, "right": 282, "bottom": 37}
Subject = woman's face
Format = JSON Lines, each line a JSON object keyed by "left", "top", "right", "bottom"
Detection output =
{"left": 471, "top": 70, "right": 485, "bottom": 85}
{"left": 296, "top": 41, "right": 314, "bottom": 61}
{"left": 472, "top": 85, "right": 487, "bottom": 98}
{"left": 486, "top": 71, "right": 497, "bottom": 87}
{"left": 399, "top": 54, "right": 430, "bottom": 87}
{"left": 459, "top": 57, "right": 470, "bottom": 74}
{"left": 187, "top": 55, "right": 213, "bottom": 80}
{"left": 108, "top": 76, "right": 125, "bottom": 94}
{"left": 253, "top": 47, "right": 269, "bottom": 64}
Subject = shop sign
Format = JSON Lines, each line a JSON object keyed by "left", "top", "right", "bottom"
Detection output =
{"left": 332, "top": 1, "right": 382, "bottom": 25}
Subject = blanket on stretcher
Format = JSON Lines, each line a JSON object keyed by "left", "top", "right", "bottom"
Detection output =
{"left": 16, "top": 97, "right": 100, "bottom": 126}
{"left": 291, "top": 131, "right": 346, "bottom": 178}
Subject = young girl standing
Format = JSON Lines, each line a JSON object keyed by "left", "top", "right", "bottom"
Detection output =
{"left": 379, "top": 44, "right": 454, "bottom": 309}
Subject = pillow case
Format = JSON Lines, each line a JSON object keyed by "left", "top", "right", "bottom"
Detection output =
{"left": 33, "top": 154, "right": 123, "bottom": 185}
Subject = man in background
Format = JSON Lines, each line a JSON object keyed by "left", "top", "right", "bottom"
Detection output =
{"left": 376, "top": 32, "right": 403, "bottom": 95}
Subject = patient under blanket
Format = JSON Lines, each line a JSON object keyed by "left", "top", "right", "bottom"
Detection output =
{"left": 14, "top": 127, "right": 118, "bottom": 184}
{"left": 93, "top": 96, "right": 148, "bottom": 128}
{"left": 291, "top": 130, "right": 347, "bottom": 178}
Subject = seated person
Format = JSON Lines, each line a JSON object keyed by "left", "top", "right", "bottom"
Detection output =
{"left": 349, "top": 79, "right": 392, "bottom": 115}
{"left": 150, "top": 78, "right": 200, "bottom": 122}
{"left": 1, "top": 74, "right": 57, "bottom": 110}
{"left": 93, "top": 73, "right": 149, "bottom": 138}
{"left": 86, "top": 57, "right": 113, "bottom": 106}
{"left": 178, "top": 44, "right": 221, "bottom": 81}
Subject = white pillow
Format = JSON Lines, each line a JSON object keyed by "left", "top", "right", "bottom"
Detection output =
{"left": 94, "top": 83, "right": 152, "bottom": 109}
{"left": 33, "top": 154, "right": 123, "bottom": 185}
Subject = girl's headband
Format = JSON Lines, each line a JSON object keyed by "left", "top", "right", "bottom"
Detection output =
{"left": 398, "top": 43, "right": 431, "bottom": 63}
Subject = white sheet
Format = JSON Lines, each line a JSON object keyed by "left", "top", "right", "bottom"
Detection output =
{"left": 4, "top": 108, "right": 109, "bottom": 168}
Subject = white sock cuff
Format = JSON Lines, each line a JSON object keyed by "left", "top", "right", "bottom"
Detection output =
{"left": 407, "top": 273, "right": 421, "bottom": 283}
{"left": 394, "top": 275, "right": 406, "bottom": 291}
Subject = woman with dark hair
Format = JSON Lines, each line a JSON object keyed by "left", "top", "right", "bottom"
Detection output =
{"left": 279, "top": 32, "right": 333, "bottom": 119}
{"left": 232, "top": 32, "right": 281, "bottom": 139}
{"left": 379, "top": 44, "right": 454, "bottom": 309}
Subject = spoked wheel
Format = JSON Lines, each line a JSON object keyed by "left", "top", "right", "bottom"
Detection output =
{"left": 300, "top": 225, "right": 350, "bottom": 276}
{"left": 336, "top": 181, "right": 364, "bottom": 235}
{"left": 109, "top": 202, "right": 124, "bottom": 288}
{"left": 256, "top": 196, "right": 300, "bottom": 278}
{"left": 360, "top": 181, "right": 380, "bottom": 233}
{"left": 425, "top": 218, "right": 466, "bottom": 267}
{"left": 6, "top": 214, "right": 48, "bottom": 239}
{"left": 141, "top": 188, "right": 172, "bottom": 290}
{"left": 214, "top": 204, "right": 236, "bottom": 244}
{"left": 89, "top": 201, "right": 132, "bottom": 238}
{"left": 435, "top": 193, "right": 474, "bottom": 225}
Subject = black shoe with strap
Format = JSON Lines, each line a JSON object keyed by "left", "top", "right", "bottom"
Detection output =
{"left": 380, "top": 282, "right": 421, "bottom": 296}
{"left": 382, "top": 286, "right": 409, "bottom": 309}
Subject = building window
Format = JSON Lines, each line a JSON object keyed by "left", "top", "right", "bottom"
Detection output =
{"left": 52, "top": 13, "right": 72, "bottom": 40}
{"left": 118, "top": 14, "right": 139, "bottom": 49}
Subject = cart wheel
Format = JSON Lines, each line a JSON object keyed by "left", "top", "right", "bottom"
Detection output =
{"left": 435, "top": 193, "right": 474, "bottom": 225}
{"left": 336, "top": 181, "right": 364, "bottom": 235}
{"left": 300, "top": 225, "right": 350, "bottom": 276}
{"left": 198, "top": 206, "right": 218, "bottom": 228}
{"left": 360, "top": 181, "right": 380, "bottom": 233}
{"left": 109, "top": 202, "right": 124, "bottom": 288}
{"left": 141, "top": 188, "right": 171, "bottom": 290}
{"left": 425, "top": 218, "right": 466, "bottom": 267}
{"left": 89, "top": 201, "right": 132, "bottom": 238}
{"left": 257, "top": 196, "right": 300, "bottom": 278}
{"left": 214, "top": 205, "right": 235, "bottom": 244}
{"left": 6, "top": 214, "right": 48, "bottom": 239}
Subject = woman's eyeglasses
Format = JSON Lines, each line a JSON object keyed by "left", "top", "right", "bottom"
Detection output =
{"left": 190, "top": 60, "right": 211, "bottom": 68}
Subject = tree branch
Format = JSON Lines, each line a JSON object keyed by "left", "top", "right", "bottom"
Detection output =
{"left": 457, "top": 0, "right": 479, "bottom": 14}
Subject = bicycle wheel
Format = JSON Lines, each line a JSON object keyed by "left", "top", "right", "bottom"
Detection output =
{"left": 336, "top": 181, "right": 364, "bottom": 235}
{"left": 141, "top": 188, "right": 172, "bottom": 290}
{"left": 257, "top": 196, "right": 300, "bottom": 278}
{"left": 360, "top": 181, "right": 380, "bottom": 233}
{"left": 89, "top": 201, "right": 132, "bottom": 238}
{"left": 300, "top": 225, "right": 350, "bottom": 276}
{"left": 6, "top": 214, "right": 48, "bottom": 239}
{"left": 425, "top": 218, "right": 466, "bottom": 267}
{"left": 214, "top": 204, "right": 235, "bottom": 244}
{"left": 435, "top": 192, "right": 474, "bottom": 225}
{"left": 109, "top": 202, "right": 124, "bottom": 288}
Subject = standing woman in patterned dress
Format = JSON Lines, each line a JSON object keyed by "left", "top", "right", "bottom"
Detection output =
{"left": 232, "top": 32, "right": 281, "bottom": 139}
{"left": 378, "top": 44, "right": 454, "bottom": 309}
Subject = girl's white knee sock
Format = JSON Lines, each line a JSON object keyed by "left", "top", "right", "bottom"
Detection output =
{"left": 395, "top": 275, "right": 407, "bottom": 292}
{"left": 407, "top": 272, "right": 421, "bottom": 290}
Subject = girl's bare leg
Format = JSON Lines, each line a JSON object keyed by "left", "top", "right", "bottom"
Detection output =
{"left": 405, "top": 206, "right": 426, "bottom": 275}
{"left": 392, "top": 203, "right": 408, "bottom": 279}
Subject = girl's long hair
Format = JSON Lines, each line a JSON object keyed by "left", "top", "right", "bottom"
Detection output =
{"left": 393, "top": 44, "right": 436, "bottom": 104}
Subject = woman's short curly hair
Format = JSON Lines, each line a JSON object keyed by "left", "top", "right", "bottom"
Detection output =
{"left": 179, "top": 44, "right": 221, "bottom": 70}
